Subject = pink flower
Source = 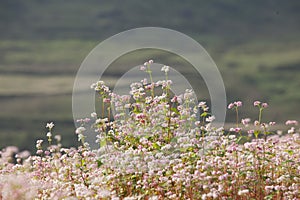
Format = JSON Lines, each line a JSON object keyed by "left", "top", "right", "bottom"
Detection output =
{"left": 262, "top": 103, "right": 268, "bottom": 108}
{"left": 103, "top": 98, "right": 110, "bottom": 103}
{"left": 228, "top": 103, "right": 234, "bottom": 109}
{"left": 235, "top": 101, "right": 242, "bottom": 107}
{"left": 254, "top": 101, "right": 261, "bottom": 107}
{"left": 140, "top": 65, "right": 146, "bottom": 71}
{"left": 171, "top": 96, "right": 177, "bottom": 102}
{"left": 229, "top": 127, "right": 242, "bottom": 133}
{"left": 254, "top": 120, "right": 260, "bottom": 126}
{"left": 248, "top": 129, "right": 254, "bottom": 134}
{"left": 228, "top": 101, "right": 242, "bottom": 109}
{"left": 241, "top": 118, "right": 251, "bottom": 126}
{"left": 285, "top": 120, "right": 298, "bottom": 126}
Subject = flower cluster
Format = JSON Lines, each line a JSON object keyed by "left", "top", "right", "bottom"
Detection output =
{"left": 0, "top": 61, "right": 299, "bottom": 199}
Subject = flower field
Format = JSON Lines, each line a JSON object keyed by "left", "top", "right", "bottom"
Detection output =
{"left": 0, "top": 61, "right": 299, "bottom": 199}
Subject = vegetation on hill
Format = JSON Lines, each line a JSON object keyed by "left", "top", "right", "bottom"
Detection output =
{"left": 0, "top": 0, "right": 299, "bottom": 151}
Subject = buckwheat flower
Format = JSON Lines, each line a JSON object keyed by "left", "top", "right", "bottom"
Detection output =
{"left": 285, "top": 120, "right": 298, "bottom": 126}
{"left": 228, "top": 103, "right": 234, "bottom": 109}
{"left": 141, "top": 78, "right": 147, "bottom": 85}
{"left": 46, "top": 122, "right": 54, "bottom": 130}
{"left": 162, "top": 122, "right": 168, "bottom": 128}
{"left": 288, "top": 127, "right": 295, "bottom": 134}
{"left": 36, "top": 149, "right": 43, "bottom": 155}
{"left": 202, "top": 106, "right": 209, "bottom": 112}
{"left": 198, "top": 101, "right": 206, "bottom": 107}
{"left": 46, "top": 132, "right": 52, "bottom": 138}
{"left": 90, "top": 83, "right": 97, "bottom": 89}
{"left": 171, "top": 96, "right": 177, "bottom": 102}
{"left": 54, "top": 135, "right": 61, "bottom": 142}
{"left": 91, "top": 112, "right": 97, "bottom": 118}
{"left": 78, "top": 133, "right": 85, "bottom": 142}
{"left": 274, "top": 185, "right": 280, "bottom": 191}
{"left": 75, "top": 127, "right": 86, "bottom": 134}
{"left": 241, "top": 118, "right": 251, "bottom": 126}
{"left": 103, "top": 98, "right": 110, "bottom": 103}
{"left": 235, "top": 101, "right": 242, "bottom": 107}
{"left": 146, "top": 196, "right": 158, "bottom": 200}
{"left": 206, "top": 116, "right": 215, "bottom": 122}
{"left": 269, "top": 121, "right": 276, "bottom": 126}
{"left": 140, "top": 65, "right": 146, "bottom": 71}
{"left": 36, "top": 140, "right": 43, "bottom": 149}
{"left": 229, "top": 127, "right": 242, "bottom": 133}
{"left": 229, "top": 135, "right": 236, "bottom": 140}
{"left": 262, "top": 102, "right": 268, "bottom": 108}
{"left": 265, "top": 185, "right": 274, "bottom": 191}
{"left": 83, "top": 117, "right": 90, "bottom": 123}
{"left": 95, "top": 118, "right": 108, "bottom": 124}
{"left": 254, "top": 100, "right": 261, "bottom": 106}
{"left": 248, "top": 129, "right": 254, "bottom": 134}
{"left": 161, "top": 65, "right": 169, "bottom": 73}
{"left": 238, "top": 189, "right": 249, "bottom": 195}
{"left": 277, "top": 130, "right": 283, "bottom": 135}
{"left": 254, "top": 120, "right": 260, "bottom": 126}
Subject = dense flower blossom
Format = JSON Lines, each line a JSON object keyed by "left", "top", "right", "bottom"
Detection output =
{"left": 0, "top": 62, "right": 299, "bottom": 199}
{"left": 161, "top": 65, "right": 169, "bottom": 73}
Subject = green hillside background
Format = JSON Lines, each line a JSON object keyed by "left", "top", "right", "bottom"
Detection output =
{"left": 0, "top": 0, "right": 299, "bottom": 152}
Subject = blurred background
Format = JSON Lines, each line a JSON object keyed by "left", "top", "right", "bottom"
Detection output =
{"left": 0, "top": 0, "right": 299, "bottom": 152}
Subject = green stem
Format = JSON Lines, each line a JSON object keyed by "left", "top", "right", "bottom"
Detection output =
{"left": 147, "top": 64, "right": 154, "bottom": 98}
{"left": 235, "top": 107, "right": 239, "bottom": 128}
{"left": 258, "top": 108, "right": 263, "bottom": 123}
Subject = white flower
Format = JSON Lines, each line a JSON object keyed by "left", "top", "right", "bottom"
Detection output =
{"left": 78, "top": 134, "right": 85, "bottom": 142}
{"left": 46, "top": 132, "right": 52, "bottom": 138}
{"left": 36, "top": 140, "right": 43, "bottom": 149}
{"left": 206, "top": 116, "right": 215, "bottom": 122}
{"left": 54, "top": 135, "right": 61, "bottom": 142}
{"left": 238, "top": 189, "right": 249, "bottom": 195}
{"left": 90, "top": 83, "right": 97, "bottom": 89}
{"left": 91, "top": 112, "right": 97, "bottom": 118}
{"left": 161, "top": 65, "right": 169, "bottom": 73}
{"left": 46, "top": 122, "right": 54, "bottom": 129}
{"left": 76, "top": 127, "right": 86, "bottom": 134}
{"left": 198, "top": 101, "right": 206, "bottom": 107}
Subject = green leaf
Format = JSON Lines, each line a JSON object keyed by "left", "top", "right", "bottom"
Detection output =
{"left": 97, "top": 159, "right": 103, "bottom": 167}
{"left": 100, "top": 138, "right": 107, "bottom": 147}
{"left": 200, "top": 112, "right": 208, "bottom": 117}
{"left": 264, "top": 195, "right": 274, "bottom": 200}
{"left": 285, "top": 149, "right": 294, "bottom": 155}
{"left": 152, "top": 142, "right": 160, "bottom": 150}
{"left": 254, "top": 130, "right": 260, "bottom": 138}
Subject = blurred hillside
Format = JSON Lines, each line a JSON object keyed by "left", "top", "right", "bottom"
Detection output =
{"left": 0, "top": 0, "right": 299, "bottom": 151}
{"left": 1, "top": 0, "right": 300, "bottom": 40}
